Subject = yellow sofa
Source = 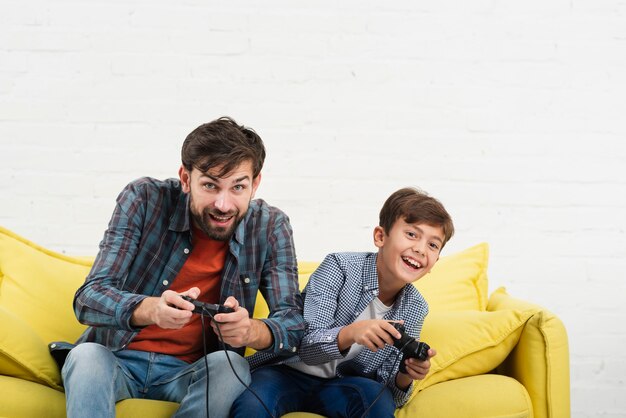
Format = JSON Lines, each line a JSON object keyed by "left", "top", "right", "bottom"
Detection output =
{"left": 0, "top": 226, "right": 570, "bottom": 418}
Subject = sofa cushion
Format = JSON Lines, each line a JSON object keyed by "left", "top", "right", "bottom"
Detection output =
{"left": 414, "top": 307, "right": 538, "bottom": 392}
{"left": 0, "top": 375, "right": 67, "bottom": 418}
{"left": 0, "top": 307, "right": 63, "bottom": 390}
{"left": 397, "top": 374, "right": 532, "bottom": 418}
{"left": 0, "top": 227, "right": 90, "bottom": 345}
{"left": 414, "top": 242, "right": 489, "bottom": 312}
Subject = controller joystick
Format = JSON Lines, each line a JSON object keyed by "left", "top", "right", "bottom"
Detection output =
{"left": 181, "top": 295, "right": 235, "bottom": 315}
{"left": 391, "top": 323, "right": 430, "bottom": 373}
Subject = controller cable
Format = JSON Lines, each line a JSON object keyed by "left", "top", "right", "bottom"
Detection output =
{"left": 198, "top": 306, "right": 277, "bottom": 418}
{"left": 359, "top": 338, "right": 414, "bottom": 418}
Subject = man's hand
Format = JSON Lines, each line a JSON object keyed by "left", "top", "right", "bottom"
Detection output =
{"left": 209, "top": 296, "right": 273, "bottom": 350}
{"left": 337, "top": 320, "right": 403, "bottom": 352}
{"left": 395, "top": 347, "right": 437, "bottom": 390}
{"left": 130, "top": 287, "right": 200, "bottom": 328}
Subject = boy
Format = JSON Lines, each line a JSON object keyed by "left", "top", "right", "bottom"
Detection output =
{"left": 231, "top": 187, "right": 454, "bottom": 417}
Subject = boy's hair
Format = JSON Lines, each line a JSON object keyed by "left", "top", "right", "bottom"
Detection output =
{"left": 379, "top": 187, "right": 454, "bottom": 248}
{"left": 181, "top": 116, "right": 266, "bottom": 178}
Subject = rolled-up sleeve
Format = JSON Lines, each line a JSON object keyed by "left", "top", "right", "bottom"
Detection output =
{"left": 73, "top": 184, "right": 148, "bottom": 330}
{"left": 258, "top": 212, "right": 305, "bottom": 353}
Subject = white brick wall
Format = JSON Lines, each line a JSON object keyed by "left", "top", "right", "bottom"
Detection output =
{"left": 1, "top": 1, "right": 625, "bottom": 416}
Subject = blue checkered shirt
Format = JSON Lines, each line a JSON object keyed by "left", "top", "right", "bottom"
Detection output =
{"left": 72, "top": 177, "right": 304, "bottom": 360}
{"left": 281, "top": 252, "right": 428, "bottom": 407}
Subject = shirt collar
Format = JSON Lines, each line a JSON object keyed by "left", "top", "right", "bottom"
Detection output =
{"left": 169, "top": 189, "right": 191, "bottom": 232}
{"left": 363, "top": 253, "right": 381, "bottom": 291}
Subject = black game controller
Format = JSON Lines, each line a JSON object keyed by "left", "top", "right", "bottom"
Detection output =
{"left": 391, "top": 323, "right": 430, "bottom": 373}
{"left": 181, "top": 295, "right": 235, "bottom": 315}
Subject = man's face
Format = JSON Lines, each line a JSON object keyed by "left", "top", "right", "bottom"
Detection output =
{"left": 179, "top": 161, "right": 261, "bottom": 241}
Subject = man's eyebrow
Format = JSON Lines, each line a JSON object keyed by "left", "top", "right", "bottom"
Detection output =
{"left": 199, "top": 173, "right": 251, "bottom": 183}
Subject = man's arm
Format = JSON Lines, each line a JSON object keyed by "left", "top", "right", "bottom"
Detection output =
{"left": 73, "top": 182, "right": 150, "bottom": 331}
{"left": 255, "top": 210, "right": 304, "bottom": 352}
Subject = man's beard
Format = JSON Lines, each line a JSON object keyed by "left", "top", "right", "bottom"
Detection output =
{"left": 191, "top": 206, "right": 242, "bottom": 241}
{"left": 189, "top": 194, "right": 244, "bottom": 241}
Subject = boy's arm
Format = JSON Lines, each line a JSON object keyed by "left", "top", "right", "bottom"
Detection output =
{"left": 297, "top": 254, "right": 354, "bottom": 365}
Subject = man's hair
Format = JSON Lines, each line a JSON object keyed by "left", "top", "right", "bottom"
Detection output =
{"left": 181, "top": 116, "right": 266, "bottom": 178}
{"left": 379, "top": 187, "right": 455, "bottom": 248}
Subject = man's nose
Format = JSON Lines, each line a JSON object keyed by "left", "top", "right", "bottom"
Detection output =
{"left": 214, "top": 191, "right": 234, "bottom": 212}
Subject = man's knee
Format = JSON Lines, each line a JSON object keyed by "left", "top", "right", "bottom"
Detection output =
{"left": 202, "top": 351, "right": 251, "bottom": 386}
{"left": 63, "top": 343, "right": 116, "bottom": 380}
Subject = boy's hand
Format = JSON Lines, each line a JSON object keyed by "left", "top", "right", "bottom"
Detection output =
{"left": 338, "top": 320, "right": 402, "bottom": 352}
{"left": 395, "top": 347, "right": 437, "bottom": 390}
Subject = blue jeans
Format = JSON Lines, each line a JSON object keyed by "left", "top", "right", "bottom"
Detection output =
{"left": 62, "top": 343, "right": 250, "bottom": 418}
{"left": 230, "top": 365, "right": 395, "bottom": 418}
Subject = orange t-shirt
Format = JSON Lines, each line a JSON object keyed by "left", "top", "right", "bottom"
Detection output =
{"left": 128, "top": 225, "right": 228, "bottom": 363}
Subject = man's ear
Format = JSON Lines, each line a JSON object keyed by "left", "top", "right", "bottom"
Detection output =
{"left": 373, "top": 226, "right": 386, "bottom": 249}
{"left": 179, "top": 165, "right": 191, "bottom": 193}
{"left": 251, "top": 172, "right": 262, "bottom": 198}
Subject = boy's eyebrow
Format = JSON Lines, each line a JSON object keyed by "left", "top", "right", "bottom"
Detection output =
{"left": 412, "top": 224, "right": 444, "bottom": 244}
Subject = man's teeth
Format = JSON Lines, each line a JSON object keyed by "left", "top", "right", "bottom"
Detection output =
{"left": 402, "top": 256, "right": 421, "bottom": 268}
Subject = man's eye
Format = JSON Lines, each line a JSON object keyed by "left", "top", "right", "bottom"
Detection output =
{"left": 203, "top": 183, "right": 216, "bottom": 190}
{"left": 233, "top": 185, "right": 245, "bottom": 191}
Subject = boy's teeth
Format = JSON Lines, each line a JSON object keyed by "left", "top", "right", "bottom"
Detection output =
{"left": 402, "top": 256, "right": 421, "bottom": 268}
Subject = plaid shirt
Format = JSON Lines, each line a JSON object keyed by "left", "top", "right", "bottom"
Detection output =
{"left": 72, "top": 177, "right": 304, "bottom": 359}
{"left": 283, "top": 252, "right": 428, "bottom": 407}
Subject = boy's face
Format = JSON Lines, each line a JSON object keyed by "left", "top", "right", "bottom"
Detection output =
{"left": 179, "top": 160, "right": 261, "bottom": 241}
{"left": 374, "top": 218, "right": 445, "bottom": 287}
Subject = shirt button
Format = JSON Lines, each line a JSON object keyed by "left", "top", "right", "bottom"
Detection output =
{"left": 292, "top": 347, "right": 297, "bottom": 352}
{"left": 279, "top": 343, "right": 284, "bottom": 349}
{"left": 243, "top": 277, "right": 250, "bottom": 284}
{"left": 364, "top": 286, "right": 369, "bottom": 290}
{"left": 183, "top": 248, "right": 190, "bottom": 254}
{"left": 163, "top": 280, "right": 169, "bottom": 286}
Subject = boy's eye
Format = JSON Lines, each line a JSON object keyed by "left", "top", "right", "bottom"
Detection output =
{"left": 406, "top": 231, "right": 416, "bottom": 238}
{"left": 429, "top": 242, "right": 440, "bottom": 251}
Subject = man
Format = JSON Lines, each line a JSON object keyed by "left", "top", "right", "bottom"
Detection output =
{"left": 52, "top": 117, "right": 304, "bottom": 418}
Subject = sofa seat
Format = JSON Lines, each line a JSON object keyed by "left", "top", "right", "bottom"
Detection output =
{"left": 0, "top": 227, "right": 570, "bottom": 417}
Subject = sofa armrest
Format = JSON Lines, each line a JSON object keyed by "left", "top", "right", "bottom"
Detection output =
{"left": 488, "top": 287, "right": 570, "bottom": 418}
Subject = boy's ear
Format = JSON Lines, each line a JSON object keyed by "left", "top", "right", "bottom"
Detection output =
{"left": 373, "top": 226, "right": 386, "bottom": 248}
